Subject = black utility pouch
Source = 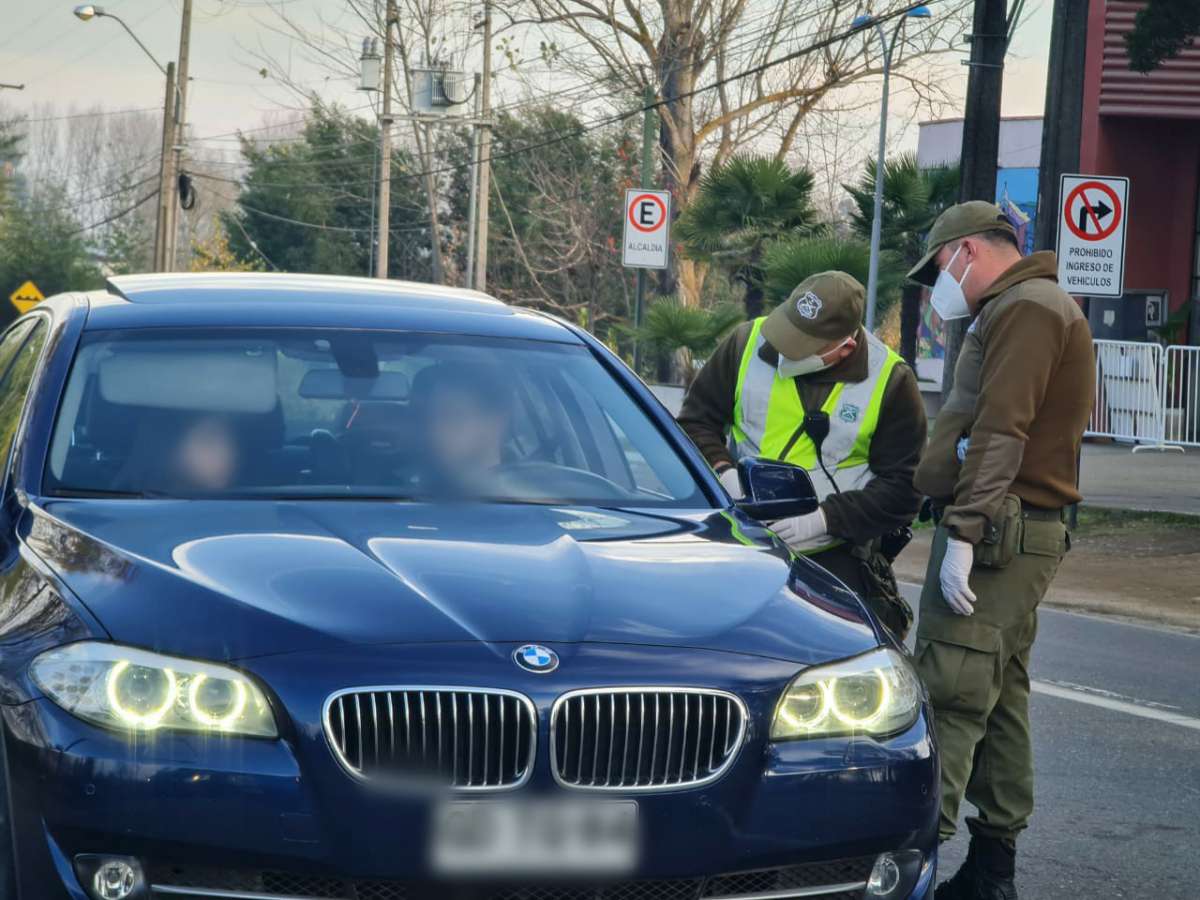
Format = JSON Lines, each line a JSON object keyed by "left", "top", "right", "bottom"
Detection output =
{"left": 853, "top": 545, "right": 914, "bottom": 638}
{"left": 973, "top": 494, "right": 1023, "bottom": 569}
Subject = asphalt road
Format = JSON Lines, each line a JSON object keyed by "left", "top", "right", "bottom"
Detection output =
{"left": 900, "top": 584, "right": 1200, "bottom": 898}
{"left": 1079, "top": 443, "right": 1200, "bottom": 516}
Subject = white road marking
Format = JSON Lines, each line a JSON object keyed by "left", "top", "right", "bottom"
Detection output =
{"left": 1038, "top": 678, "right": 1183, "bottom": 712}
{"left": 1031, "top": 680, "right": 1200, "bottom": 731}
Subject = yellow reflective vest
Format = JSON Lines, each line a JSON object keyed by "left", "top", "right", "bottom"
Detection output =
{"left": 731, "top": 317, "right": 902, "bottom": 550}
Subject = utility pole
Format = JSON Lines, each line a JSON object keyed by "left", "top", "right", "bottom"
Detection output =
{"left": 163, "top": 0, "right": 193, "bottom": 272}
{"left": 466, "top": 72, "right": 483, "bottom": 289}
{"left": 375, "top": 0, "right": 396, "bottom": 279}
{"left": 421, "top": 121, "right": 446, "bottom": 284}
{"left": 153, "top": 62, "right": 178, "bottom": 273}
{"left": 394, "top": 38, "right": 445, "bottom": 283}
{"left": 1034, "top": 0, "right": 1088, "bottom": 254}
{"left": 940, "top": 0, "right": 1007, "bottom": 399}
{"left": 632, "top": 84, "right": 658, "bottom": 374}
{"left": 473, "top": 0, "right": 493, "bottom": 294}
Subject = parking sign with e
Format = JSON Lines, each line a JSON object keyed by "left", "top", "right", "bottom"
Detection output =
{"left": 1057, "top": 174, "right": 1129, "bottom": 298}
{"left": 622, "top": 189, "right": 671, "bottom": 270}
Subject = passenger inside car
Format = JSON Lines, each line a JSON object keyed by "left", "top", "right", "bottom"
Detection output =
{"left": 116, "top": 413, "right": 241, "bottom": 495}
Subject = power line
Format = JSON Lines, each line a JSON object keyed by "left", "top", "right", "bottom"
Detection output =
{"left": 10, "top": 172, "right": 162, "bottom": 216}
{"left": 376, "top": 6, "right": 930, "bottom": 191}
{"left": 69, "top": 189, "right": 160, "bottom": 237}
{"left": 204, "top": 183, "right": 433, "bottom": 236}
{"left": 10, "top": 107, "right": 160, "bottom": 125}
{"left": 202, "top": 3, "right": 932, "bottom": 234}
{"left": 224, "top": 210, "right": 281, "bottom": 271}
{"left": 185, "top": 102, "right": 378, "bottom": 145}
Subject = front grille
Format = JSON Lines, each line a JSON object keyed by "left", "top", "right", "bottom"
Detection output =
{"left": 704, "top": 858, "right": 875, "bottom": 897}
{"left": 324, "top": 687, "right": 536, "bottom": 789}
{"left": 551, "top": 689, "right": 746, "bottom": 790}
{"left": 148, "top": 858, "right": 874, "bottom": 900}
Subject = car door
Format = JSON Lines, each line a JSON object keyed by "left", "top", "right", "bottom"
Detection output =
{"left": 0, "top": 317, "right": 50, "bottom": 556}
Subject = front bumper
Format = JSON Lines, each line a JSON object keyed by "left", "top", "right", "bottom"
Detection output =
{"left": 6, "top": 643, "right": 938, "bottom": 899}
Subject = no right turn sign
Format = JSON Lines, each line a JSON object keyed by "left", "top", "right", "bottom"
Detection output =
{"left": 1057, "top": 174, "right": 1129, "bottom": 297}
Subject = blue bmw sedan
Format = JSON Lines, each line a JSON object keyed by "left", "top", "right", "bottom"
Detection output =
{"left": 0, "top": 274, "right": 937, "bottom": 900}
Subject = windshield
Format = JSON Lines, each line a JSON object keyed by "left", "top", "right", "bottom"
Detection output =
{"left": 44, "top": 328, "right": 708, "bottom": 508}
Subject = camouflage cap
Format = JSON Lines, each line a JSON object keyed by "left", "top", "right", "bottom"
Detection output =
{"left": 761, "top": 270, "right": 864, "bottom": 360}
{"left": 907, "top": 200, "right": 1018, "bottom": 287}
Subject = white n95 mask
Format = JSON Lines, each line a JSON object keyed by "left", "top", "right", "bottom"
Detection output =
{"left": 930, "top": 244, "right": 972, "bottom": 321}
{"left": 777, "top": 336, "right": 853, "bottom": 378}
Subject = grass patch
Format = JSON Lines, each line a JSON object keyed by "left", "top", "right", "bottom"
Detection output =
{"left": 1073, "top": 505, "right": 1200, "bottom": 534}
{"left": 905, "top": 505, "right": 1198, "bottom": 535}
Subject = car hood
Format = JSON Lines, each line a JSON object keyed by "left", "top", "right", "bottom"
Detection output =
{"left": 26, "top": 500, "right": 877, "bottom": 665}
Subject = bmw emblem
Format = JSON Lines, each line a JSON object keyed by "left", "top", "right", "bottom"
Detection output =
{"left": 514, "top": 644, "right": 559, "bottom": 674}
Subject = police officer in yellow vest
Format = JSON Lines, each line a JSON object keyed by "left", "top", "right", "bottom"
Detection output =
{"left": 679, "top": 271, "right": 927, "bottom": 637}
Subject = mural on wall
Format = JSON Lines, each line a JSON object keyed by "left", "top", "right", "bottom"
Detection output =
{"left": 918, "top": 167, "right": 1040, "bottom": 361}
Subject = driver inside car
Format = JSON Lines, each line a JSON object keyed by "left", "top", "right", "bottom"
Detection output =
{"left": 410, "top": 363, "right": 515, "bottom": 497}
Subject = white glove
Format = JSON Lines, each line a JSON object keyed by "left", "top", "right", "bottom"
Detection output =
{"left": 939, "top": 537, "right": 977, "bottom": 616}
{"left": 718, "top": 467, "right": 744, "bottom": 500}
{"left": 770, "top": 509, "right": 829, "bottom": 553}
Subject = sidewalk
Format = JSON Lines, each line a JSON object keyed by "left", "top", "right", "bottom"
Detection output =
{"left": 1080, "top": 442, "right": 1200, "bottom": 516}
{"left": 894, "top": 519, "right": 1200, "bottom": 632}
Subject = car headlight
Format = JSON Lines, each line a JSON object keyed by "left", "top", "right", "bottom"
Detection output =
{"left": 771, "top": 648, "right": 922, "bottom": 741}
{"left": 31, "top": 642, "right": 277, "bottom": 738}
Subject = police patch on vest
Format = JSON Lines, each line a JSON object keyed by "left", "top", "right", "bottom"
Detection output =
{"left": 838, "top": 403, "right": 861, "bottom": 423}
{"left": 795, "top": 291, "right": 822, "bottom": 319}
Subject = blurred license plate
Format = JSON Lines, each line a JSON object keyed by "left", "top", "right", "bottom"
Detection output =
{"left": 431, "top": 799, "right": 639, "bottom": 876}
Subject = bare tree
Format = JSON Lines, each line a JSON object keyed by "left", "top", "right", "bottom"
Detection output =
{"left": 505, "top": 0, "right": 969, "bottom": 304}
{"left": 243, "top": 0, "right": 474, "bottom": 283}
{"left": 5, "top": 103, "right": 242, "bottom": 274}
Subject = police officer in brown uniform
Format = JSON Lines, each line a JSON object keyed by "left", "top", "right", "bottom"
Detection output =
{"left": 906, "top": 202, "right": 1095, "bottom": 900}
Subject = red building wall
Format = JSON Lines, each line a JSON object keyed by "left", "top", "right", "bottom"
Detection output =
{"left": 1079, "top": 0, "right": 1200, "bottom": 321}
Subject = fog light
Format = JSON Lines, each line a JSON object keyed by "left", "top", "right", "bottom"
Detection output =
{"left": 864, "top": 850, "right": 923, "bottom": 898}
{"left": 94, "top": 861, "right": 137, "bottom": 899}
{"left": 867, "top": 853, "right": 901, "bottom": 893}
{"left": 74, "top": 855, "right": 146, "bottom": 900}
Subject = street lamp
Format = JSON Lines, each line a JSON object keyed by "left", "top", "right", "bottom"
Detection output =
{"left": 854, "top": 5, "right": 933, "bottom": 332}
{"left": 73, "top": 5, "right": 167, "bottom": 75}
{"left": 74, "top": 3, "right": 191, "bottom": 273}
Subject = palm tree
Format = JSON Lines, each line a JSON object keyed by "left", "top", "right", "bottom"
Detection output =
{"left": 637, "top": 298, "right": 744, "bottom": 384}
{"left": 844, "top": 153, "right": 960, "bottom": 365}
{"left": 676, "top": 156, "right": 822, "bottom": 319}
{"left": 761, "top": 235, "right": 903, "bottom": 310}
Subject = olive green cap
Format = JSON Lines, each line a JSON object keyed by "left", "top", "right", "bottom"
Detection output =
{"left": 762, "top": 271, "right": 864, "bottom": 360}
{"left": 907, "top": 200, "right": 1018, "bottom": 287}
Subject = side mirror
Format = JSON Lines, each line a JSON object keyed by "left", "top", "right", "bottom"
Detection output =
{"left": 734, "top": 457, "right": 819, "bottom": 521}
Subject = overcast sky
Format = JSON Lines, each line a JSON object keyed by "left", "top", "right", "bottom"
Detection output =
{"left": 2, "top": 0, "right": 1053, "bottom": 156}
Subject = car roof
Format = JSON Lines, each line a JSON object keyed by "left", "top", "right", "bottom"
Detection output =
{"left": 82, "top": 273, "right": 580, "bottom": 343}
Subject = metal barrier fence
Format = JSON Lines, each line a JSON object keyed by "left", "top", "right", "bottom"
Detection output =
{"left": 1164, "top": 345, "right": 1200, "bottom": 448}
{"left": 1087, "top": 340, "right": 1196, "bottom": 451}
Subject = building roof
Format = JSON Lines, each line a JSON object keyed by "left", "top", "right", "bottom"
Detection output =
{"left": 917, "top": 115, "right": 1044, "bottom": 127}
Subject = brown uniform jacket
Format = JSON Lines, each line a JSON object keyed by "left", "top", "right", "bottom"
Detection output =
{"left": 678, "top": 322, "right": 927, "bottom": 546}
{"left": 915, "top": 251, "right": 1095, "bottom": 544}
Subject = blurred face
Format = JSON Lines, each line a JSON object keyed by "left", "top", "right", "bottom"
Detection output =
{"left": 173, "top": 417, "right": 237, "bottom": 491}
{"left": 425, "top": 385, "right": 509, "bottom": 475}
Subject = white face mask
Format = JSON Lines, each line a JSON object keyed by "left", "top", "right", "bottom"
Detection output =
{"left": 778, "top": 336, "right": 853, "bottom": 378}
{"left": 930, "top": 244, "right": 972, "bottom": 321}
